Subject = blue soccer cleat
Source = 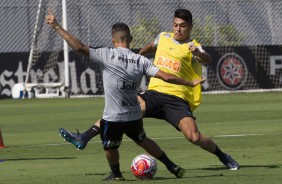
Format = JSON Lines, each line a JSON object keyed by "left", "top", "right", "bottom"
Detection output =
{"left": 59, "top": 128, "right": 87, "bottom": 150}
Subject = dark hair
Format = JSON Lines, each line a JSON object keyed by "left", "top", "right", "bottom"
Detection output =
{"left": 112, "top": 22, "right": 130, "bottom": 36}
{"left": 174, "top": 9, "right": 193, "bottom": 25}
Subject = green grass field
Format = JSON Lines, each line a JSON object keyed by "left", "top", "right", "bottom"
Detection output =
{"left": 1, "top": 92, "right": 282, "bottom": 184}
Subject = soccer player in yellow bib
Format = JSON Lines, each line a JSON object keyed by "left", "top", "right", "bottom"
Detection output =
{"left": 138, "top": 9, "right": 239, "bottom": 170}
{"left": 143, "top": 34, "right": 203, "bottom": 112}
{"left": 59, "top": 9, "right": 239, "bottom": 171}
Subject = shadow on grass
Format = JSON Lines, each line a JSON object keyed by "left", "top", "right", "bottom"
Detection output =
{"left": 153, "top": 174, "right": 224, "bottom": 180}
{"left": 85, "top": 173, "right": 138, "bottom": 181}
{"left": 85, "top": 173, "right": 106, "bottom": 176}
{"left": 85, "top": 169, "right": 224, "bottom": 182}
{"left": 193, "top": 164, "right": 280, "bottom": 171}
{"left": 85, "top": 175, "right": 192, "bottom": 182}
{"left": 2, "top": 157, "right": 77, "bottom": 161}
{"left": 238, "top": 165, "right": 280, "bottom": 169}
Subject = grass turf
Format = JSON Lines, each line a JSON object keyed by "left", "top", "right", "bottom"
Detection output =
{"left": 0, "top": 92, "right": 282, "bottom": 183}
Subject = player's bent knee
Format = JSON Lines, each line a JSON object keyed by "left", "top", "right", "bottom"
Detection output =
{"left": 185, "top": 133, "right": 201, "bottom": 145}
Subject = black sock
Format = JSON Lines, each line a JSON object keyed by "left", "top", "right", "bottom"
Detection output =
{"left": 157, "top": 152, "right": 177, "bottom": 170}
{"left": 81, "top": 125, "right": 100, "bottom": 142}
{"left": 109, "top": 163, "right": 122, "bottom": 177}
{"left": 213, "top": 145, "right": 226, "bottom": 160}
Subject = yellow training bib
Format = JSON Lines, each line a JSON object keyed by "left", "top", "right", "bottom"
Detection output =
{"left": 148, "top": 32, "right": 202, "bottom": 111}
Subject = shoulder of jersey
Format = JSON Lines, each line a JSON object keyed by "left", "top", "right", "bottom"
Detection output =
{"left": 89, "top": 46, "right": 108, "bottom": 49}
{"left": 191, "top": 39, "right": 201, "bottom": 47}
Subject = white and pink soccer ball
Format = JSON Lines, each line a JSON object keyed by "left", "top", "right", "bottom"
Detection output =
{"left": 131, "top": 154, "right": 157, "bottom": 179}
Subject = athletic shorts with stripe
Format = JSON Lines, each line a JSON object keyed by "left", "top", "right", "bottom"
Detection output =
{"left": 100, "top": 118, "right": 146, "bottom": 150}
{"left": 138, "top": 90, "right": 195, "bottom": 131}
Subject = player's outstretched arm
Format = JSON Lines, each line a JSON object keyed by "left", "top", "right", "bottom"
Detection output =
{"left": 155, "top": 70, "right": 205, "bottom": 87}
{"left": 45, "top": 10, "right": 89, "bottom": 56}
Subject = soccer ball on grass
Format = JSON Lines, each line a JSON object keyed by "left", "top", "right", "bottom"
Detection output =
{"left": 131, "top": 154, "right": 157, "bottom": 179}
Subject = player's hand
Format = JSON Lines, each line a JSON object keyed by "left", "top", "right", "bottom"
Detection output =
{"left": 191, "top": 78, "right": 206, "bottom": 87}
{"left": 188, "top": 42, "right": 201, "bottom": 56}
{"left": 46, "top": 10, "right": 59, "bottom": 29}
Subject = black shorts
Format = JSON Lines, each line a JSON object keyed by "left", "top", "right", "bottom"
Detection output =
{"left": 138, "top": 90, "right": 195, "bottom": 130}
{"left": 100, "top": 118, "right": 146, "bottom": 150}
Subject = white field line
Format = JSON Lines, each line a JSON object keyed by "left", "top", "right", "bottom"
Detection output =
{"left": 6, "top": 133, "right": 264, "bottom": 149}
{"left": 214, "top": 134, "right": 264, "bottom": 137}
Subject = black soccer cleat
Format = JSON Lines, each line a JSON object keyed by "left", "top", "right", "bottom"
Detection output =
{"left": 168, "top": 166, "right": 185, "bottom": 178}
{"left": 103, "top": 172, "right": 125, "bottom": 181}
{"left": 220, "top": 153, "right": 240, "bottom": 170}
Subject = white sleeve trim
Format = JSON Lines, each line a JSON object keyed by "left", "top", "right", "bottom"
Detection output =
{"left": 197, "top": 45, "right": 205, "bottom": 53}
